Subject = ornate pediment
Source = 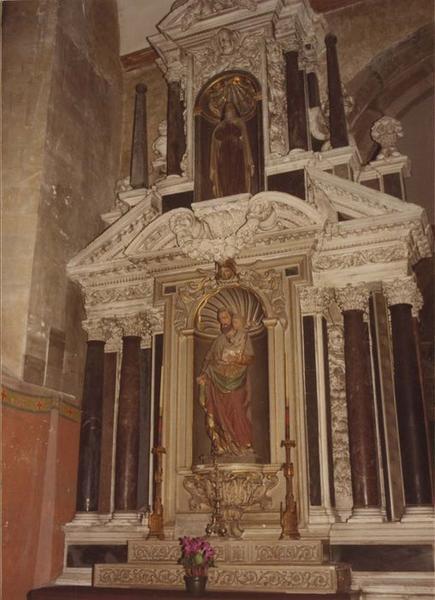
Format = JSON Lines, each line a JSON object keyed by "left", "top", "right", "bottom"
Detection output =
{"left": 68, "top": 189, "right": 161, "bottom": 272}
{"left": 163, "top": 0, "right": 258, "bottom": 32}
{"left": 158, "top": 0, "right": 259, "bottom": 35}
{"left": 306, "top": 168, "right": 421, "bottom": 219}
{"left": 68, "top": 189, "right": 327, "bottom": 276}
{"left": 126, "top": 191, "right": 323, "bottom": 263}
{"left": 67, "top": 170, "right": 432, "bottom": 282}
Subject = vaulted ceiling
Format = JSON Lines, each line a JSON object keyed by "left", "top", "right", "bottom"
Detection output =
{"left": 116, "top": 0, "right": 365, "bottom": 56}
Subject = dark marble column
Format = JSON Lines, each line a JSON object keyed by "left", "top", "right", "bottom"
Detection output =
{"left": 130, "top": 83, "right": 148, "bottom": 189}
{"left": 337, "top": 287, "right": 381, "bottom": 508}
{"left": 385, "top": 279, "right": 432, "bottom": 505}
{"left": 302, "top": 315, "right": 321, "bottom": 506}
{"left": 98, "top": 351, "right": 118, "bottom": 514}
{"left": 325, "top": 33, "right": 348, "bottom": 148}
{"left": 137, "top": 346, "right": 153, "bottom": 510}
{"left": 167, "top": 79, "right": 186, "bottom": 176}
{"left": 114, "top": 335, "right": 141, "bottom": 511}
{"left": 76, "top": 334, "right": 105, "bottom": 512}
{"left": 285, "top": 51, "right": 308, "bottom": 151}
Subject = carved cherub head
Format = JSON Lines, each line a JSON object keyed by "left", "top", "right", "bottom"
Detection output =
{"left": 215, "top": 258, "right": 237, "bottom": 282}
{"left": 216, "top": 28, "right": 235, "bottom": 55}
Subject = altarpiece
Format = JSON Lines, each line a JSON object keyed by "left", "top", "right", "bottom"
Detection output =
{"left": 58, "top": 1, "right": 433, "bottom": 597}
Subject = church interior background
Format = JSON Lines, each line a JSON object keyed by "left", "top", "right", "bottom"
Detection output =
{"left": 2, "top": 1, "right": 434, "bottom": 599}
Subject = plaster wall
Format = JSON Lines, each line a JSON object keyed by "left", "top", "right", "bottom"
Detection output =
{"left": 2, "top": 392, "right": 80, "bottom": 600}
{"left": 2, "top": 0, "right": 58, "bottom": 378}
{"left": 2, "top": 0, "right": 123, "bottom": 399}
{"left": 2, "top": 1, "right": 122, "bottom": 598}
{"left": 324, "top": 0, "right": 433, "bottom": 86}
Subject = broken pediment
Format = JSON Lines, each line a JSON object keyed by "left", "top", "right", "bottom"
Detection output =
{"left": 67, "top": 170, "right": 430, "bottom": 276}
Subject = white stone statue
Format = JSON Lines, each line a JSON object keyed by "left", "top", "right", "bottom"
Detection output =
{"left": 152, "top": 120, "right": 168, "bottom": 179}
{"left": 371, "top": 116, "right": 404, "bottom": 160}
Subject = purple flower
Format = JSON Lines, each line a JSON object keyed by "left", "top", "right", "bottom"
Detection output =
{"left": 178, "top": 536, "right": 216, "bottom": 574}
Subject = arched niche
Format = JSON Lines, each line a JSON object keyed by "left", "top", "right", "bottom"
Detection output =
{"left": 194, "top": 70, "right": 264, "bottom": 202}
{"left": 192, "top": 286, "right": 270, "bottom": 465}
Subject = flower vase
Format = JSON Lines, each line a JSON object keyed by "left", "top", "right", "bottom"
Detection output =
{"left": 184, "top": 574, "right": 208, "bottom": 596}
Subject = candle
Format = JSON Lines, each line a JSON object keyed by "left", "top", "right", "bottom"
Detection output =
{"left": 157, "top": 366, "right": 164, "bottom": 445}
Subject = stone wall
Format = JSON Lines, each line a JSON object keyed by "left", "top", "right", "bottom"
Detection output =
{"left": 2, "top": 1, "right": 122, "bottom": 598}
{"left": 3, "top": 0, "right": 122, "bottom": 400}
{"left": 3, "top": 0, "right": 58, "bottom": 379}
{"left": 324, "top": 0, "right": 433, "bottom": 86}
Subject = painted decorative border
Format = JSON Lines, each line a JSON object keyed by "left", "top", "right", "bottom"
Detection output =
{"left": 2, "top": 387, "right": 81, "bottom": 423}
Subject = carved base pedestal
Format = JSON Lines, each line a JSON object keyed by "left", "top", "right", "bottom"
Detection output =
{"left": 93, "top": 539, "right": 351, "bottom": 595}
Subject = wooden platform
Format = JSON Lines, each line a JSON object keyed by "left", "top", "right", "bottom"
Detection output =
{"left": 28, "top": 586, "right": 355, "bottom": 600}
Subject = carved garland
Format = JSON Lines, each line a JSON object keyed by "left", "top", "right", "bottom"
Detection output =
{"left": 325, "top": 321, "right": 353, "bottom": 510}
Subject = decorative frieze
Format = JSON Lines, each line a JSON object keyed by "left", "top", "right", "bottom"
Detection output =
{"left": 85, "top": 280, "right": 153, "bottom": 309}
{"left": 298, "top": 285, "right": 333, "bottom": 315}
{"left": 94, "top": 562, "right": 350, "bottom": 594}
{"left": 335, "top": 283, "right": 370, "bottom": 313}
{"left": 383, "top": 276, "right": 423, "bottom": 317}
{"left": 129, "top": 538, "right": 325, "bottom": 565}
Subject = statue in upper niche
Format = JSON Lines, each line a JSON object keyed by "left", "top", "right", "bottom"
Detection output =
{"left": 209, "top": 102, "right": 254, "bottom": 198}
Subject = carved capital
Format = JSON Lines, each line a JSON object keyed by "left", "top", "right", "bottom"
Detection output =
{"left": 383, "top": 276, "right": 423, "bottom": 317}
{"left": 335, "top": 284, "right": 370, "bottom": 313}
{"left": 298, "top": 286, "right": 334, "bottom": 315}
{"left": 82, "top": 318, "right": 108, "bottom": 342}
{"left": 106, "top": 309, "right": 164, "bottom": 341}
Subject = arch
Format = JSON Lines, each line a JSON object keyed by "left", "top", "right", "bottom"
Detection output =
{"left": 349, "top": 24, "right": 434, "bottom": 162}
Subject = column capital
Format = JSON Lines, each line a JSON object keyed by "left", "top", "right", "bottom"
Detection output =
{"left": 82, "top": 318, "right": 108, "bottom": 342}
{"left": 299, "top": 285, "right": 334, "bottom": 315}
{"left": 383, "top": 276, "right": 423, "bottom": 317}
{"left": 165, "top": 60, "right": 186, "bottom": 85}
{"left": 117, "top": 309, "right": 164, "bottom": 340}
{"left": 335, "top": 284, "right": 370, "bottom": 313}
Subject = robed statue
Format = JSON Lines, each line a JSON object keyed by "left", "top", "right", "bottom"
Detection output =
{"left": 209, "top": 102, "right": 254, "bottom": 198}
{"left": 197, "top": 308, "right": 254, "bottom": 457}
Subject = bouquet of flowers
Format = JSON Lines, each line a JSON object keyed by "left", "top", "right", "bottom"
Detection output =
{"left": 178, "top": 536, "right": 216, "bottom": 577}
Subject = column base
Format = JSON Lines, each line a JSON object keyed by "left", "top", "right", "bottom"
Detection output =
{"left": 308, "top": 505, "right": 337, "bottom": 525}
{"left": 401, "top": 506, "right": 434, "bottom": 523}
{"left": 109, "top": 511, "right": 142, "bottom": 526}
{"left": 347, "top": 507, "right": 386, "bottom": 523}
{"left": 68, "top": 512, "right": 106, "bottom": 527}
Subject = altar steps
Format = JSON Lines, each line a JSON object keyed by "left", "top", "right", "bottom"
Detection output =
{"left": 28, "top": 585, "right": 356, "bottom": 600}
{"left": 91, "top": 539, "right": 352, "bottom": 596}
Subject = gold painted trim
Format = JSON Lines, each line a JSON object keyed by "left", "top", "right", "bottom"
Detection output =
{"left": 2, "top": 386, "right": 81, "bottom": 423}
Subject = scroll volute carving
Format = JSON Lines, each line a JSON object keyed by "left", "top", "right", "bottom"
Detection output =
{"left": 194, "top": 71, "right": 264, "bottom": 202}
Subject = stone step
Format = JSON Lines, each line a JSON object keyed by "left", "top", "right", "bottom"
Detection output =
{"left": 128, "top": 539, "right": 327, "bottom": 565}
{"left": 93, "top": 562, "right": 351, "bottom": 595}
